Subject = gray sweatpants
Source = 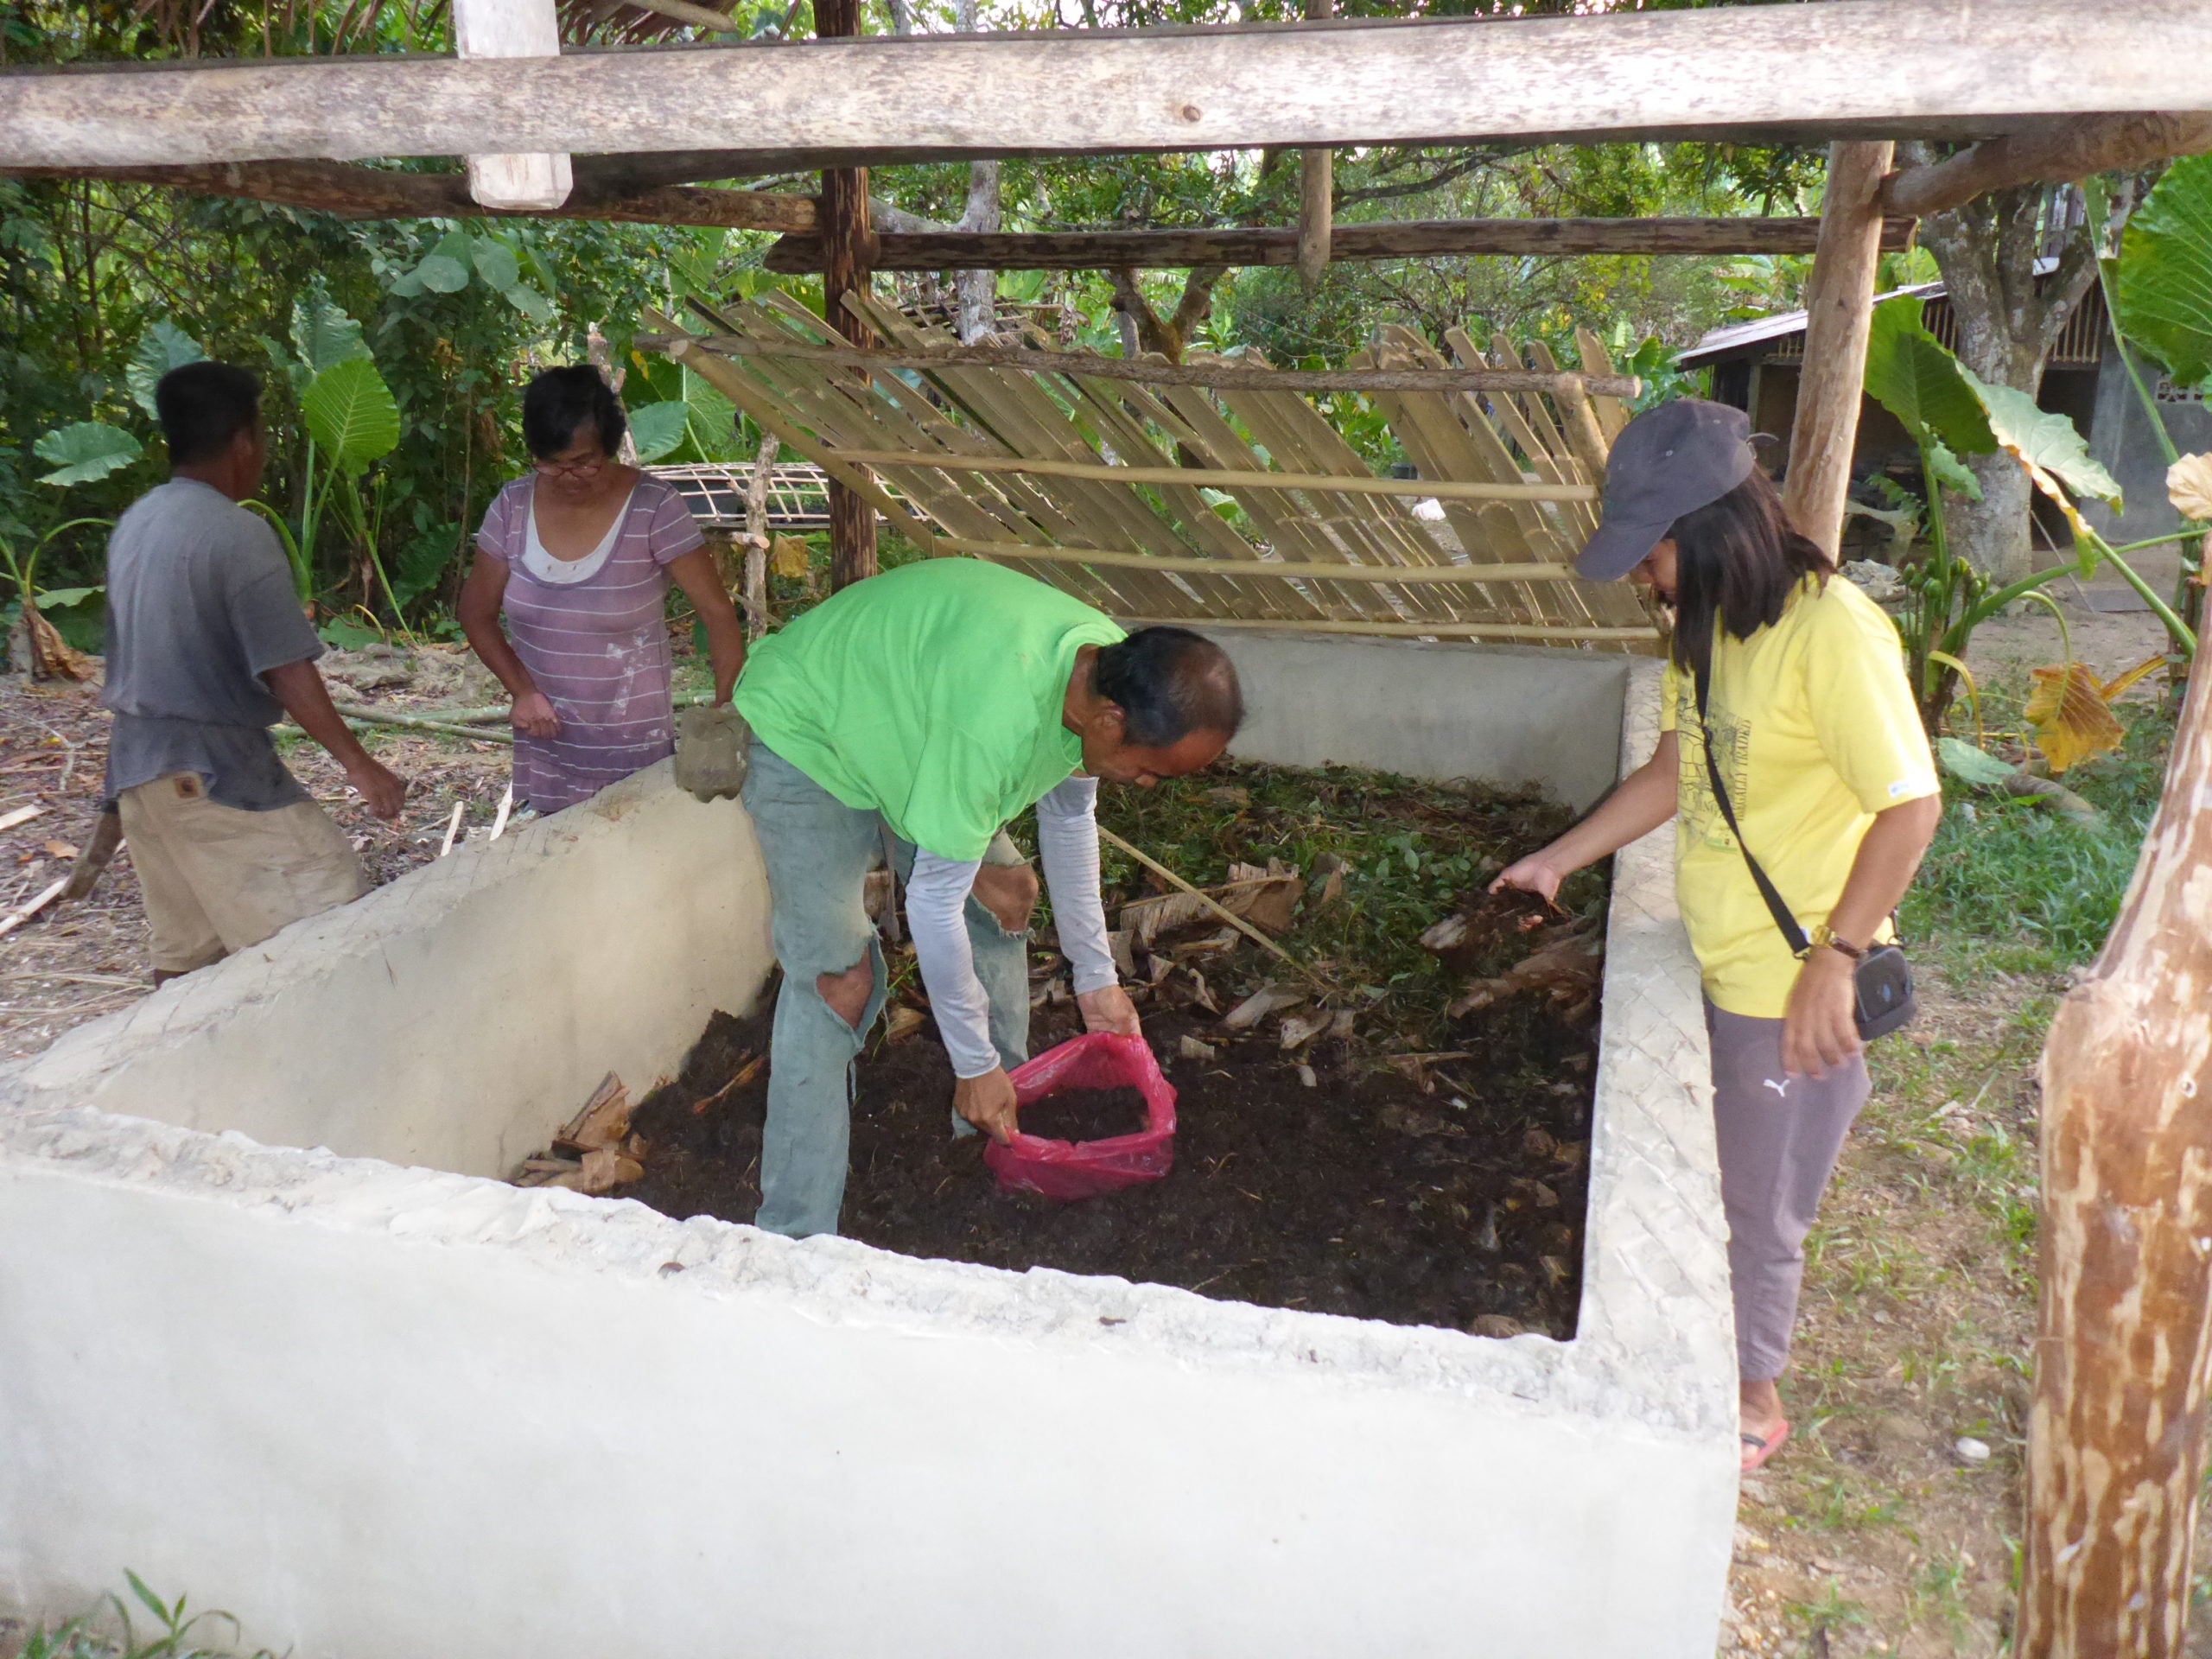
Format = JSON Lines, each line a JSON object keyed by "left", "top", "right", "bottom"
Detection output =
{"left": 1707, "top": 1001, "right": 1871, "bottom": 1382}
{"left": 742, "top": 744, "right": 1032, "bottom": 1239}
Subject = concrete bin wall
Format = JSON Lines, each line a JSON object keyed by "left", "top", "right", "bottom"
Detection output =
{"left": 0, "top": 638, "right": 1735, "bottom": 1658}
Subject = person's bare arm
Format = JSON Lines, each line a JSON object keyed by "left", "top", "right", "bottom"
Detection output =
{"left": 1491, "top": 731, "right": 1681, "bottom": 903}
{"left": 261, "top": 659, "right": 407, "bottom": 820}
{"left": 455, "top": 552, "right": 557, "bottom": 739}
{"left": 664, "top": 546, "right": 747, "bottom": 703}
{"left": 1782, "top": 791, "right": 1943, "bottom": 1079}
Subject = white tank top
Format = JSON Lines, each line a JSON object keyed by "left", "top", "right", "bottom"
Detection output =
{"left": 522, "top": 485, "right": 638, "bottom": 585}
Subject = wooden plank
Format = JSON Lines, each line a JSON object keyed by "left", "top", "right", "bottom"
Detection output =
{"left": 5, "top": 3, "right": 2200, "bottom": 169}
{"left": 1783, "top": 141, "right": 1894, "bottom": 556}
{"left": 807, "top": 448, "right": 1595, "bottom": 502}
{"left": 762, "top": 215, "right": 1918, "bottom": 272}
{"left": 1121, "top": 615, "right": 1661, "bottom": 644}
{"left": 9, "top": 160, "right": 817, "bottom": 231}
{"left": 2019, "top": 648, "right": 2212, "bottom": 1658}
{"left": 658, "top": 332, "right": 1633, "bottom": 396}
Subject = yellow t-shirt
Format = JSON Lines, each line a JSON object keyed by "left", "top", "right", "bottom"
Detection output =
{"left": 1659, "top": 575, "right": 1938, "bottom": 1018}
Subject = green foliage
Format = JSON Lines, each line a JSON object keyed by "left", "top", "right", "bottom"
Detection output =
{"left": 289, "top": 283, "right": 370, "bottom": 378}
{"left": 33, "top": 422, "right": 143, "bottom": 486}
{"left": 2113, "top": 151, "right": 2212, "bottom": 392}
{"left": 124, "top": 320, "right": 207, "bottom": 417}
{"left": 16, "top": 1568, "right": 277, "bottom": 1659}
{"left": 301, "top": 356, "right": 401, "bottom": 474}
{"left": 628, "top": 399, "right": 694, "bottom": 462}
{"left": 1863, "top": 294, "right": 1994, "bottom": 458}
{"left": 1962, "top": 371, "right": 2123, "bottom": 511}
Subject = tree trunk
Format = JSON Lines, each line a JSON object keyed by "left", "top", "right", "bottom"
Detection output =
{"left": 2019, "top": 647, "right": 2212, "bottom": 1656}
{"left": 817, "top": 0, "right": 877, "bottom": 590}
{"left": 1906, "top": 158, "right": 2104, "bottom": 583}
{"left": 950, "top": 0, "right": 1000, "bottom": 345}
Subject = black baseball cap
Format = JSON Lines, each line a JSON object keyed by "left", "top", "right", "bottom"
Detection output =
{"left": 1574, "top": 398, "right": 1758, "bottom": 582}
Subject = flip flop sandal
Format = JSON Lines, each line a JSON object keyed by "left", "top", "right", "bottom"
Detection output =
{"left": 1740, "top": 1420, "right": 1791, "bottom": 1474}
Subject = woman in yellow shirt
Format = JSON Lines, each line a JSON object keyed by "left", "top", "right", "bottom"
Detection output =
{"left": 1495, "top": 399, "right": 1942, "bottom": 1472}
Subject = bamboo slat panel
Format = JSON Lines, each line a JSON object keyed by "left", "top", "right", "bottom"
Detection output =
{"left": 644, "top": 299, "right": 1662, "bottom": 652}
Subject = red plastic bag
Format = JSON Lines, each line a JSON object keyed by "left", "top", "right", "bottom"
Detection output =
{"left": 984, "top": 1031, "right": 1178, "bottom": 1201}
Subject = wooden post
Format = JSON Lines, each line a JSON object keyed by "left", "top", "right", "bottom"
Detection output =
{"left": 741, "top": 428, "right": 777, "bottom": 641}
{"left": 1781, "top": 140, "right": 1892, "bottom": 554}
{"left": 449, "top": 0, "right": 571, "bottom": 210}
{"left": 2019, "top": 645, "right": 2212, "bottom": 1656}
{"left": 1295, "top": 0, "right": 1333, "bottom": 288}
{"left": 817, "top": 0, "right": 879, "bottom": 590}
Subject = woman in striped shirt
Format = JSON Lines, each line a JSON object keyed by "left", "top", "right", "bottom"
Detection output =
{"left": 460, "top": 366, "right": 746, "bottom": 813}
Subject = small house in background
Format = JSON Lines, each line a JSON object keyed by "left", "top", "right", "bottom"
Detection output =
{"left": 1678, "top": 270, "right": 2211, "bottom": 551}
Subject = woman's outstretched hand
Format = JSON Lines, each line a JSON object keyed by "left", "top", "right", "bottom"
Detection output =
{"left": 1490, "top": 850, "right": 1567, "bottom": 906}
{"left": 511, "top": 690, "right": 561, "bottom": 740}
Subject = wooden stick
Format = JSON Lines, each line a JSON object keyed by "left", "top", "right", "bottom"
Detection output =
{"left": 0, "top": 805, "right": 43, "bottom": 834}
{"left": 2020, "top": 640, "right": 2212, "bottom": 1656}
{"left": 438, "top": 802, "right": 467, "bottom": 858}
{"left": 450, "top": 0, "right": 570, "bottom": 211}
{"left": 3, "top": 4, "right": 2196, "bottom": 172}
{"left": 943, "top": 539, "right": 1580, "bottom": 583}
{"left": 1295, "top": 0, "right": 1334, "bottom": 285}
{"left": 643, "top": 332, "right": 1637, "bottom": 397}
{"left": 1120, "top": 615, "right": 1660, "bottom": 643}
{"left": 816, "top": 446, "right": 1597, "bottom": 501}
{"left": 1096, "top": 825, "right": 1300, "bottom": 969}
{"left": 624, "top": 0, "right": 752, "bottom": 32}
{"left": 1783, "top": 141, "right": 1894, "bottom": 556}
{"left": 763, "top": 215, "right": 1919, "bottom": 273}
{"left": 1883, "top": 111, "right": 2212, "bottom": 218}
{"left": 0, "top": 876, "right": 68, "bottom": 942}
{"left": 817, "top": 0, "right": 879, "bottom": 592}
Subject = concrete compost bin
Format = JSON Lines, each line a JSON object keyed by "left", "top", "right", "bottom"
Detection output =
{"left": 0, "top": 634, "right": 1734, "bottom": 1659}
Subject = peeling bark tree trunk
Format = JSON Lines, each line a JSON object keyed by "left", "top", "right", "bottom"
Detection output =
{"left": 740, "top": 427, "right": 776, "bottom": 642}
{"left": 1106, "top": 265, "right": 1228, "bottom": 363}
{"left": 1903, "top": 155, "right": 2106, "bottom": 583}
{"left": 2020, "top": 653, "right": 2212, "bottom": 1656}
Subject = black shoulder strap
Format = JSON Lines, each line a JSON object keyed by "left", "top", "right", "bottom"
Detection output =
{"left": 1693, "top": 665, "right": 1810, "bottom": 959}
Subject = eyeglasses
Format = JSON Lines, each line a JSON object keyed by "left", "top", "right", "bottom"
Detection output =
{"left": 533, "top": 454, "right": 607, "bottom": 480}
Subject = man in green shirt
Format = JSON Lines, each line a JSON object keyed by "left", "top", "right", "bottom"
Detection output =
{"left": 734, "top": 558, "right": 1244, "bottom": 1238}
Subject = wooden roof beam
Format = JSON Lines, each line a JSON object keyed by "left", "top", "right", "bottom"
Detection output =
{"left": 1881, "top": 111, "right": 2212, "bottom": 218}
{"left": 3, "top": 158, "right": 817, "bottom": 232}
{"left": 761, "top": 215, "right": 1918, "bottom": 273}
{"left": 3, "top": 0, "right": 2207, "bottom": 171}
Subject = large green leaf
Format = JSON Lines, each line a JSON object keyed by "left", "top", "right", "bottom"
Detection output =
{"left": 301, "top": 357, "right": 401, "bottom": 474}
{"left": 33, "top": 422, "right": 142, "bottom": 486}
{"left": 125, "top": 320, "right": 207, "bottom": 417}
{"left": 1862, "top": 293, "right": 1995, "bottom": 455}
{"left": 2113, "top": 151, "right": 2212, "bottom": 391}
{"left": 414, "top": 253, "right": 471, "bottom": 294}
{"left": 503, "top": 282, "right": 555, "bottom": 322}
{"left": 1963, "top": 370, "right": 2124, "bottom": 511}
{"left": 681, "top": 365, "right": 743, "bottom": 461}
{"left": 289, "top": 289, "right": 370, "bottom": 377}
{"left": 628, "top": 401, "right": 692, "bottom": 463}
{"left": 472, "top": 237, "right": 521, "bottom": 292}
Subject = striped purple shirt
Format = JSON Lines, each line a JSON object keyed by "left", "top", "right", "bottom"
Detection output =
{"left": 477, "top": 474, "right": 704, "bottom": 812}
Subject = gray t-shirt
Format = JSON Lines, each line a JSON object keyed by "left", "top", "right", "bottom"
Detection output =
{"left": 101, "top": 478, "right": 326, "bottom": 811}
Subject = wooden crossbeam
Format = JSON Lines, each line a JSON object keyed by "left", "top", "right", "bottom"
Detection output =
{"left": 821, "top": 447, "right": 1598, "bottom": 502}
{"left": 765, "top": 215, "right": 1919, "bottom": 273}
{"left": 5, "top": 159, "right": 817, "bottom": 231}
{"left": 639, "top": 331, "right": 1640, "bottom": 397}
{"left": 1, "top": 1, "right": 2202, "bottom": 171}
{"left": 1123, "top": 615, "right": 1662, "bottom": 643}
{"left": 937, "top": 540, "right": 1584, "bottom": 582}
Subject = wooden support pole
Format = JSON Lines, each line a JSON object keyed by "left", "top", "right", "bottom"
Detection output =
{"left": 1783, "top": 140, "right": 1893, "bottom": 556}
{"left": 817, "top": 0, "right": 879, "bottom": 590}
{"left": 2020, "top": 650, "right": 2212, "bottom": 1657}
{"left": 450, "top": 0, "right": 571, "bottom": 210}
{"left": 1295, "top": 0, "right": 1333, "bottom": 288}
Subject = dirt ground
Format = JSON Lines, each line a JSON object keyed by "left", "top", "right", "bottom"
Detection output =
{"left": 0, "top": 646, "right": 512, "bottom": 1059}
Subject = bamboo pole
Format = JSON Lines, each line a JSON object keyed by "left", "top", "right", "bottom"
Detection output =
{"left": 1783, "top": 140, "right": 1894, "bottom": 554}
{"left": 1295, "top": 0, "right": 1333, "bottom": 287}
{"left": 940, "top": 539, "right": 1579, "bottom": 582}
{"left": 821, "top": 447, "right": 1596, "bottom": 501}
{"left": 1095, "top": 825, "right": 1300, "bottom": 969}
{"left": 1118, "top": 615, "right": 1659, "bottom": 643}
{"left": 641, "top": 332, "right": 1638, "bottom": 397}
{"left": 2019, "top": 652, "right": 2212, "bottom": 1656}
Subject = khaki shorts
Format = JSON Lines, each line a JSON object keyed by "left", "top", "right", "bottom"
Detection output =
{"left": 118, "top": 772, "right": 366, "bottom": 974}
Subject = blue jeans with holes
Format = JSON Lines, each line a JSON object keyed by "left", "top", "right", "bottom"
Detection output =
{"left": 742, "top": 744, "right": 1031, "bottom": 1238}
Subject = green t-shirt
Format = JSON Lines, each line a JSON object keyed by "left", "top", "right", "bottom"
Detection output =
{"left": 734, "top": 559, "right": 1127, "bottom": 860}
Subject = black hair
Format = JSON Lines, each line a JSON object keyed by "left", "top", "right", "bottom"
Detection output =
{"left": 1667, "top": 466, "right": 1833, "bottom": 683}
{"left": 156, "top": 362, "right": 262, "bottom": 467}
{"left": 1092, "top": 627, "right": 1244, "bottom": 747}
{"left": 521, "top": 365, "right": 626, "bottom": 460}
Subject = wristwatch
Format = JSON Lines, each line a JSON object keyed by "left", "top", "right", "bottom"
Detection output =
{"left": 1808, "top": 923, "right": 1866, "bottom": 961}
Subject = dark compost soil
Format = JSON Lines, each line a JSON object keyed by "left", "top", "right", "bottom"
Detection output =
{"left": 1012, "top": 1085, "right": 1154, "bottom": 1142}
{"left": 626, "top": 996, "right": 1596, "bottom": 1338}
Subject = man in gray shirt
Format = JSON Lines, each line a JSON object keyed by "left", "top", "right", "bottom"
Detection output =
{"left": 103, "top": 361, "right": 407, "bottom": 982}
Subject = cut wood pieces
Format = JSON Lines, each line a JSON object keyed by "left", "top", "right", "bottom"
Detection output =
{"left": 1223, "top": 982, "right": 1304, "bottom": 1031}
{"left": 554, "top": 1072, "right": 632, "bottom": 1154}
